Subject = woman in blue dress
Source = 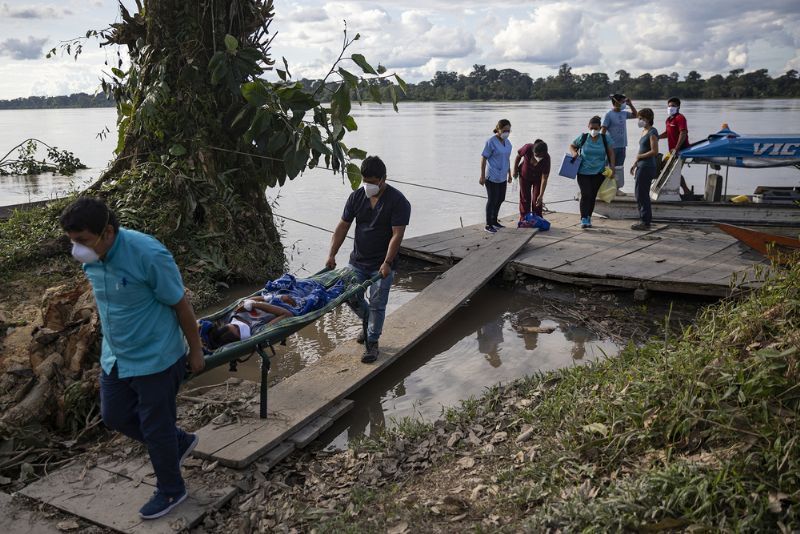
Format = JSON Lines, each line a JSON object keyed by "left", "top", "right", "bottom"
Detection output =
{"left": 479, "top": 119, "right": 513, "bottom": 233}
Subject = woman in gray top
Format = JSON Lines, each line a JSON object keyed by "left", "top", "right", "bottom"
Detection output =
{"left": 629, "top": 108, "right": 659, "bottom": 230}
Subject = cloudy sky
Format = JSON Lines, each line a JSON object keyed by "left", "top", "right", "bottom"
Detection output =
{"left": 1, "top": 0, "right": 799, "bottom": 99}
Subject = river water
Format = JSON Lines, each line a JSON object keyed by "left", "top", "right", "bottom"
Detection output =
{"left": 2, "top": 100, "right": 796, "bottom": 443}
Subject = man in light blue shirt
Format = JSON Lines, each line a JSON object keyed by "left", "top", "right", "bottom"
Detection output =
{"left": 60, "top": 197, "right": 204, "bottom": 520}
{"left": 601, "top": 94, "right": 637, "bottom": 190}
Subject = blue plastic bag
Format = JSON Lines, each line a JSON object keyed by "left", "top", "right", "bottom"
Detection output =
{"left": 517, "top": 212, "right": 550, "bottom": 231}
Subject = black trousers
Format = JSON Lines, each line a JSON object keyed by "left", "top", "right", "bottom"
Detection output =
{"left": 577, "top": 173, "right": 605, "bottom": 218}
{"left": 635, "top": 165, "right": 656, "bottom": 224}
{"left": 485, "top": 180, "right": 507, "bottom": 226}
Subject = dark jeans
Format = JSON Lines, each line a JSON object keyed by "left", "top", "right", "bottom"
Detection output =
{"left": 577, "top": 173, "right": 605, "bottom": 218}
{"left": 485, "top": 180, "right": 507, "bottom": 226}
{"left": 519, "top": 175, "right": 543, "bottom": 218}
{"left": 100, "top": 355, "right": 188, "bottom": 496}
{"left": 635, "top": 165, "right": 656, "bottom": 224}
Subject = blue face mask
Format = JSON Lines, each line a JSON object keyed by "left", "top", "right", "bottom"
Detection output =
{"left": 619, "top": 103, "right": 627, "bottom": 111}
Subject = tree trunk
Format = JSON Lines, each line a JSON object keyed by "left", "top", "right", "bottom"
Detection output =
{"left": 96, "top": 0, "right": 286, "bottom": 289}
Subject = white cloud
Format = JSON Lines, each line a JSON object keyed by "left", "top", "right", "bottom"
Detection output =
{"left": 0, "top": 2, "right": 72, "bottom": 19}
{"left": 275, "top": 2, "right": 476, "bottom": 75}
{"left": 0, "top": 36, "right": 49, "bottom": 60}
{"left": 492, "top": 4, "right": 599, "bottom": 67}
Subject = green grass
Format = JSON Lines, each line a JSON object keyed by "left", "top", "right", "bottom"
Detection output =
{"left": 308, "top": 257, "right": 800, "bottom": 532}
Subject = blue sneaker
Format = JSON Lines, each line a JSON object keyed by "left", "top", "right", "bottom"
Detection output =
{"left": 178, "top": 432, "right": 199, "bottom": 467}
{"left": 484, "top": 225, "right": 497, "bottom": 234}
{"left": 492, "top": 222, "right": 505, "bottom": 229}
{"left": 139, "top": 490, "right": 188, "bottom": 519}
{"left": 580, "top": 217, "right": 590, "bottom": 229}
{"left": 587, "top": 217, "right": 593, "bottom": 228}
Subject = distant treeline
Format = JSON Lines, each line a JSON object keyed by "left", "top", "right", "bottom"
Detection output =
{"left": 400, "top": 64, "right": 800, "bottom": 101}
{"left": 4, "top": 64, "right": 799, "bottom": 110}
{"left": 302, "top": 63, "right": 800, "bottom": 102}
{"left": 0, "top": 93, "right": 114, "bottom": 110}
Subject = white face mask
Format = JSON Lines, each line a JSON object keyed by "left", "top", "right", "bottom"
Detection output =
{"left": 71, "top": 241, "right": 100, "bottom": 264}
{"left": 590, "top": 129, "right": 600, "bottom": 138}
{"left": 618, "top": 103, "right": 627, "bottom": 111}
{"left": 667, "top": 106, "right": 678, "bottom": 116}
{"left": 637, "top": 119, "right": 647, "bottom": 128}
{"left": 500, "top": 131, "right": 510, "bottom": 140}
{"left": 363, "top": 182, "right": 381, "bottom": 197}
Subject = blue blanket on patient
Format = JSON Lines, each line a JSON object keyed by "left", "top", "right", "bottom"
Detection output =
{"left": 262, "top": 274, "right": 345, "bottom": 316}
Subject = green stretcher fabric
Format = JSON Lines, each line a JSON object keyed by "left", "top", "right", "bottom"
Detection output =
{"left": 198, "top": 268, "right": 379, "bottom": 373}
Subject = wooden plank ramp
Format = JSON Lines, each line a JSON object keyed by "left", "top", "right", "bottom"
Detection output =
{"left": 192, "top": 229, "right": 536, "bottom": 468}
{"left": 19, "top": 460, "right": 237, "bottom": 534}
{"left": 401, "top": 212, "right": 770, "bottom": 297}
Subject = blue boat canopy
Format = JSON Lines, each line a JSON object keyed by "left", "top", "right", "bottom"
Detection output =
{"left": 679, "top": 127, "right": 800, "bottom": 168}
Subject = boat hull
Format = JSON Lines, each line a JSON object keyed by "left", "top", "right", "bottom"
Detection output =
{"left": 593, "top": 196, "right": 800, "bottom": 227}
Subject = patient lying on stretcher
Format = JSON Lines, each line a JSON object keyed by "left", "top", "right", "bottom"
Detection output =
{"left": 200, "top": 272, "right": 347, "bottom": 350}
{"left": 206, "top": 296, "right": 294, "bottom": 349}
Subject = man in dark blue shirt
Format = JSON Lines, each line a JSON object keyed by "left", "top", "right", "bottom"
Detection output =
{"left": 326, "top": 156, "right": 411, "bottom": 363}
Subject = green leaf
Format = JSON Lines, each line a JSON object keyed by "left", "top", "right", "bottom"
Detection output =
{"left": 338, "top": 68, "right": 359, "bottom": 88}
{"left": 211, "top": 61, "right": 229, "bottom": 85}
{"left": 169, "top": 144, "right": 187, "bottom": 156}
{"left": 241, "top": 81, "right": 269, "bottom": 107}
{"left": 224, "top": 34, "right": 238, "bottom": 52}
{"left": 208, "top": 51, "right": 226, "bottom": 71}
{"left": 582, "top": 423, "right": 609, "bottom": 437}
{"left": 277, "top": 69, "right": 287, "bottom": 81}
{"left": 248, "top": 109, "right": 272, "bottom": 137}
{"left": 282, "top": 56, "right": 292, "bottom": 79}
{"left": 332, "top": 119, "right": 344, "bottom": 141}
{"left": 111, "top": 67, "right": 126, "bottom": 79}
{"left": 346, "top": 162, "right": 362, "bottom": 189}
{"left": 377, "top": 64, "right": 387, "bottom": 75}
{"left": 351, "top": 54, "right": 377, "bottom": 75}
{"left": 330, "top": 83, "right": 351, "bottom": 122}
{"left": 310, "top": 131, "right": 331, "bottom": 156}
{"left": 368, "top": 84, "right": 382, "bottom": 104}
{"left": 347, "top": 147, "right": 368, "bottom": 160}
{"left": 237, "top": 48, "right": 263, "bottom": 64}
{"left": 394, "top": 73, "right": 408, "bottom": 94}
{"left": 389, "top": 85, "right": 399, "bottom": 112}
{"left": 343, "top": 115, "right": 358, "bottom": 132}
{"left": 231, "top": 106, "right": 254, "bottom": 130}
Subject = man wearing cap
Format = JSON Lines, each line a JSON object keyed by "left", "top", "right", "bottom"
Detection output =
{"left": 601, "top": 94, "right": 637, "bottom": 194}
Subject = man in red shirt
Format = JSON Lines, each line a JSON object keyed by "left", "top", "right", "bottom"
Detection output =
{"left": 659, "top": 97, "right": 691, "bottom": 196}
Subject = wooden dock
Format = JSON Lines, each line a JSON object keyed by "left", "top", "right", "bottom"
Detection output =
{"left": 399, "top": 212, "right": 770, "bottom": 297}
{"left": 191, "top": 229, "right": 536, "bottom": 468}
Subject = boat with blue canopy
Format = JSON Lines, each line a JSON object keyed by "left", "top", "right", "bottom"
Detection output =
{"left": 594, "top": 125, "right": 800, "bottom": 227}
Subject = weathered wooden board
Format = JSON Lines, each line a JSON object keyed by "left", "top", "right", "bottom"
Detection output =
{"left": 0, "top": 492, "right": 62, "bottom": 534}
{"left": 400, "top": 213, "right": 769, "bottom": 297}
{"left": 655, "top": 243, "right": 746, "bottom": 282}
{"left": 515, "top": 231, "right": 638, "bottom": 271}
{"left": 287, "top": 399, "right": 354, "bottom": 448}
{"left": 194, "top": 229, "right": 536, "bottom": 468}
{"left": 19, "top": 462, "right": 236, "bottom": 534}
{"left": 596, "top": 235, "right": 735, "bottom": 280}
